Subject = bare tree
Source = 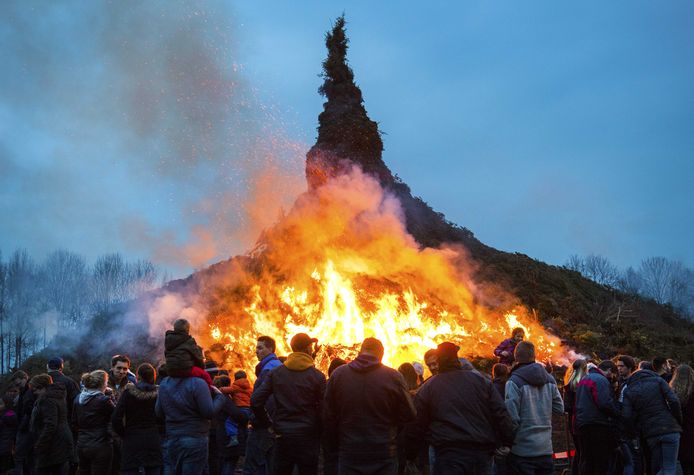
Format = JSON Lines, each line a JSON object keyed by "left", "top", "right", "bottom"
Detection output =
{"left": 5, "top": 250, "right": 39, "bottom": 367}
{"left": 41, "top": 249, "right": 89, "bottom": 328}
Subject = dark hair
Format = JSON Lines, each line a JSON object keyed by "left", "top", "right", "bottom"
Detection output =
{"left": 652, "top": 357, "right": 668, "bottom": 372}
{"left": 29, "top": 374, "right": 53, "bottom": 390}
{"left": 492, "top": 363, "right": 510, "bottom": 379}
{"left": 511, "top": 327, "right": 525, "bottom": 337}
{"left": 111, "top": 355, "right": 131, "bottom": 367}
{"left": 10, "top": 370, "right": 29, "bottom": 383}
{"left": 328, "top": 358, "right": 346, "bottom": 377}
{"left": 514, "top": 341, "right": 535, "bottom": 364}
{"left": 398, "top": 363, "right": 419, "bottom": 391}
{"left": 424, "top": 349, "right": 437, "bottom": 361}
{"left": 234, "top": 370, "right": 247, "bottom": 380}
{"left": 598, "top": 360, "right": 616, "bottom": 373}
{"left": 616, "top": 355, "right": 636, "bottom": 372}
{"left": 257, "top": 336, "right": 276, "bottom": 352}
{"left": 173, "top": 318, "right": 190, "bottom": 334}
{"left": 638, "top": 361, "right": 653, "bottom": 371}
{"left": 213, "top": 375, "right": 231, "bottom": 389}
{"left": 137, "top": 363, "right": 156, "bottom": 385}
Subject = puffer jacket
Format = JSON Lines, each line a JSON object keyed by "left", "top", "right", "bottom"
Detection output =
{"left": 73, "top": 389, "right": 115, "bottom": 449}
{"left": 251, "top": 352, "right": 326, "bottom": 436}
{"left": 575, "top": 367, "right": 619, "bottom": 430}
{"left": 164, "top": 330, "right": 204, "bottom": 374}
{"left": 505, "top": 362, "right": 564, "bottom": 457}
{"left": 324, "top": 354, "right": 416, "bottom": 459}
{"left": 622, "top": 369, "right": 682, "bottom": 439}
{"left": 30, "top": 384, "right": 74, "bottom": 468}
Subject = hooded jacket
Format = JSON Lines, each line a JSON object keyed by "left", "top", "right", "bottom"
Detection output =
{"left": 30, "top": 384, "right": 74, "bottom": 468}
{"left": 72, "top": 389, "right": 115, "bottom": 449}
{"left": 323, "top": 354, "right": 416, "bottom": 459}
{"left": 413, "top": 366, "right": 514, "bottom": 451}
{"left": 505, "top": 362, "right": 564, "bottom": 457}
{"left": 574, "top": 367, "right": 619, "bottom": 430}
{"left": 251, "top": 352, "right": 326, "bottom": 436}
{"left": 155, "top": 376, "right": 225, "bottom": 437}
{"left": 622, "top": 369, "right": 682, "bottom": 439}
{"left": 164, "top": 330, "right": 205, "bottom": 375}
{"left": 229, "top": 378, "right": 252, "bottom": 407}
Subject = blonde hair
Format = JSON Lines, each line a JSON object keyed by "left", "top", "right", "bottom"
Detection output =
{"left": 565, "top": 358, "right": 588, "bottom": 390}
{"left": 81, "top": 370, "right": 108, "bottom": 390}
{"left": 670, "top": 364, "right": 694, "bottom": 405}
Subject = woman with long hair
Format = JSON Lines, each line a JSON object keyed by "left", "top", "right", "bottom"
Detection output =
{"left": 563, "top": 358, "right": 588, "bottom": 475}
{"left": 73, "top": 370, "right": 115, "bottom": 475}
{"left": 671, "top": 364, "right": 694, "bottom": 475}
{"left": 111, "top": 363, "right": 163, "bottom": 475}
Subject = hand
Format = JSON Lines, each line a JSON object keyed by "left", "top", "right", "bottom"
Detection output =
{"left": 501, "top": 351, "right": 510, "bottom": 357}
{"left": 210, "top": 386, "right": 222, "bottom": 395}
{"left": 495, "top": 446, "right": 511, "bottom": 456}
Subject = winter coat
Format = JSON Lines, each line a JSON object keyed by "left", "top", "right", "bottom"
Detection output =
{"left": 164, "top": 330, "right": 205, "bottom": 375}
{"left": 47, "top": 370, "right": 80, "bottom": 422}
{"left": 72, "top": 390, "right": 115, "bottom": 449}
{"left": 324, "top": 353, "right": 416, "bottom": 460}
{"left": 679, "top": 394, "right": 694, "bottom": 463}
{"left": 622, "top": 369, "right": 682, "bottom": 439}
{"left": 413, "top": 366, "right": 514, "bottom": 451}
{"left": 231, "top": 378, "right": 252, "bottom": 407}
{"left": 108, "top": 370, "right": 137, "bottom": 402}
{"left": 505, "top": 362, "right": 564, "bottom": 457}
{"left": 14, "top": 385, "right": 35, "bottom": 460}
{"left": 251, "top": 352, "right": 326, "bottom": 437}
{"left": 493, "top": 377, "right": 507, "bottom": 401}
{"left": 155, "top": 376, "right": 225, "bottom": 437}
{"left": 30, "top": 384, "right": 74, "bottom": 468}
{"left": 494, "top": 338, "right": 518, "bottom": 366}
{"left": 213, "top": 395, "right": 248, "bottom": 459}
{"left": 0, "top": 408, "right": 18, "bottom": 455}
{"left": 575, "top": 367, "right": 619, "bottom": 430}
{"left": 112, "top": 382, "right": 163, "bottom": 469}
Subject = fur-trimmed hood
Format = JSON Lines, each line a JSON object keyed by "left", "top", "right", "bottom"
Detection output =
{"left": 125, "top": 382, "right": 158, "bottom": 400}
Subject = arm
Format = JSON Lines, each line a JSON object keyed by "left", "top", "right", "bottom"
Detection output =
{"left": 621, "top": 392, "right": 636, "bottom": 438}
{"left": 595, "top": 377, "right": 619, "bottom": 418}
{"left": 505, "top": 379, "right": 521, "bottom": 433}
{"left": 250, "top": 371, "right": 274, "bottom": 429}
{"left": 494, "top": 340, "right": 507, "bottom": 358}
{"left": 192, "top": 379, "right": 215, "bottom": 419}
{"left": 660, "top": 378, "right": 683, "bottom": 424}
{"left": 551, "top": 383, "right": 565, "bottom": 415}
{"left": 155, "top": 391, "right": 164, "bottom": 419}
{"left": 111, "top": 392, "right": 127, "bottom": 436}
{"left": 35, "top": 401, "right": 58, "bottom": 451}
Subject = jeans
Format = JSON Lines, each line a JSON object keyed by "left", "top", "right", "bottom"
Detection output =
{"left": 167, "top": 435, "right": 209, "bottom": 475}
{"left": 273, "top": 435, "right": 320, "bottom": 475}
{"left": 434, "top": 446, "right": 492, "bottom": 475}
{"left": 78, "top": 445, "right": 113, "bottom": 475}
{"left": 225, "top": 408, "right": 251, "bottom": 438}
{"left": 507, "top": 454, "right": 554, "bottom": 475}
{"left": 243, "top": 428, "right": 274, "bottom": 475}
{"left": 646, "top": 432, "right": 680, "bottom": 475}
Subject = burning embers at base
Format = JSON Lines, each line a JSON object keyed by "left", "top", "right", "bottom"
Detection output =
{"left": 202, "top": 167, "right": 563, "bottom": 373}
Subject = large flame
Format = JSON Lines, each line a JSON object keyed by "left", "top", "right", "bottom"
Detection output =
{"left": 199, "top": 166, "right": 563, "bottom": 373}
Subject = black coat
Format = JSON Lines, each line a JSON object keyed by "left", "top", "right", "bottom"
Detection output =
{"left": 680, "top": 394, "right": 694, "bottom": 463}
{"left": 111, "top": 382, "right": 163, "bottom": 470}
{"left": 14, "top": 385, "right": 35, "bottom": 459}
{"left": 73, "top": 391, "right": 115, "bottom": 449}
{"left": 323, "top": 354, "right": 416, "bottom": 459}
{"left": 412, "top": 367, "right": 514, "bottom": 451}
{"left": 622, "top": 369, "right": 682, "bottom": 439}
{"left": 0, "top": 408, "right": 18, "bottom": 455}
{"left": 164, "top": 330, "right": 204, "bottom": 375}
{"left": 30, "top": 384, "right": 74, "bottom": 468}
{"left": 251, "top": 353, "right": 326, "bottom": 437}
{"left": 47, "top": 370, "right": 80, "bottom": 422}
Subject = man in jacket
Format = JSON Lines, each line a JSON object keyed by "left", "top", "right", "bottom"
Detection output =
{"left": 108, "top": 355, "right": 137, "bottom": 403}
{"left": 251, "top": 333, "right": 326, "bottom": 475}
{"left": 244, "top": 335, "right": 283, "bottom": 475}
{"left": 504, "top": 341, "right": 563, "bottom": 475}
{"left": 413, "top": 342, "right": 514, "bottom": 474}
{"left": 623, "top": 366, "right": 682, "bottom": 475}
{"left": 574, "top": 361, "right": 620, "bottom": 474}
{"left": 46, "top": 357, "right": 80, "bottom": 475}
{"left": 324, "top": 337, "right": 416, "bottom": 475}
{"left": 494, "top": 328, "right": 525, "bottom": 366}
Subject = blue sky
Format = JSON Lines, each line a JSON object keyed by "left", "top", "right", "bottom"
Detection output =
{"left": 1, "top": 1, "right": 693, "bottom": 277}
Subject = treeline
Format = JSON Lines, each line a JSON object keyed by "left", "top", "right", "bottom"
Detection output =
{"left": 0, "top": 249, "right": 165, "bottom": 372}
{"left": 565, "top": 254, "right": 694, "bottom": 319}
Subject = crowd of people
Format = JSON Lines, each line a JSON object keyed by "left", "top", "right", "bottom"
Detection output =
{"left": 0, "top": 322, "right": 691, "bottom": 475}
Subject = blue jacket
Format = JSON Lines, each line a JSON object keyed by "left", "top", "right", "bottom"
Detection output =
{"left": 155, "top": 377, "right": 224, "bottom": 437}
{"left": 254, "top": 353, "right": 282, "bottom": 390}
{"left": 622, "top": 369, "right": 682, "bottom": 439}
{"left": 575, "top": 367, "right": 619, "bottom": 430}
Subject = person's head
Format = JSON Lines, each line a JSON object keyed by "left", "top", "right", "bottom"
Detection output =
{"left": 234, "top": 370, "right": 247, "bottom": 381}
{"left": 111, "top": 355, "right": 131, "bottom": 382}
{"left": 492, "top": 363, "right": 510, "bottom": 380}
{"left": 29, "top": 374, "right": 53, "bottom": 396}
{"left": 136, "top": 363, "right": 156, "bottom": 385}
{"left": 213, "top": 375, "right": 231, "bottom": 389}
{"left": 81, "top": 370, "right": 109, "bottom": 392}
{"left": 512, "top": 327, "right": 525, "bottom": 343}
{"left": 615, "top": 355, "right": 636, "bottom": 379}
{"left": 328, "top": 358, "right": 346, "bottom": 377}
{"left": 10, "top": 370, "right": 29, "bottom": 389}
{"left": 670, "top": 364, "right": 694, "bottom": 404}
{"left": 652, "top": 356, "right": 670, "bottom": 374}
{"left": 4, "top": 386, "right": 19, "bottom": 403}
{"left": 173, "top": 318, "right": 190, "bottom": 334}
{"left": 638, "top": 360, "right": 653, "bottom": 371}
{"left": 598, "top": 360, "right": 617, "bottom": 380}
{"left": 290, "top": 333, "right": 317, "bottom": 355}
{"left": 424, "top": 349, "right": 439, "bottom": 376}
{"left": 256, "top": 336, "right": 276, "bottom": 361}
{"left": 514, "top": 341, "right": 535, "bottom": 364}
{"left": 359, "top": 337, "right": 384, "bottom": 361}
{"left": 565, "top": 358, "right": 588, "bottom": 389}
{"left": 436, "top": 342, "right": 461, "bottom": 372}
{"left": 667, "top": 359, "right": 678, "bottom": 372}
{"left": 47, "top": 356, "right": 64, "bottom": 372}
{"left": 398, "top": 363, "right": 419, "bottom": 391}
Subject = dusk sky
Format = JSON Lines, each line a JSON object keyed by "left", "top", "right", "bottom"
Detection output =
{"left": 2, "top": 1, "right": 693, "bottom": 278}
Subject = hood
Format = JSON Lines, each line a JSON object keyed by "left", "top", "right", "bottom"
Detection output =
{"left": 348, "top": 353, "right": 382, "bottom": 373}
{"left": 233, "top": 378, "right": 251, "bottom": 391}
{"left": 165, "top": 330, "right": 191, "bottom": 351}
{"left": 511, "top": 362, "right": 553, "bottom": 387}
{"left": 78, "top": 388, "right": 103, "bottom": 405}
{"left": 628, "top": 369, "right": 661, "bottom": 385}
{"left": 126, "top": 382, "right": 158, "bottom": 400}
{"left": 284, "top": 352, "right": 315, "bottom": 371}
